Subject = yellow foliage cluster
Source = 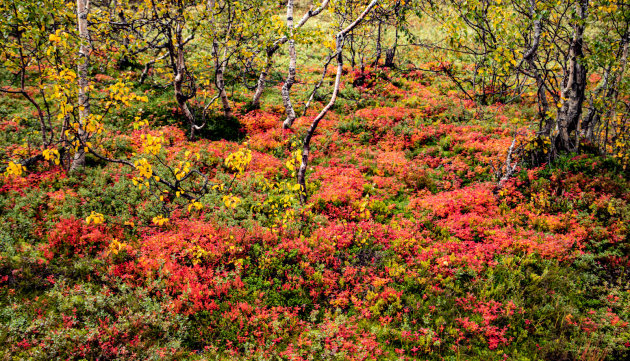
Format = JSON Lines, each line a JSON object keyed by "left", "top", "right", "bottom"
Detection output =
{"left": 107, "top": 82, "right": 149, "bottom": 107}
{"left": 250, "top": 175, "right": 302, "bottom": 226}
{"left": 284, "top": 147, "right": 302, "bottom": 174}
{"left": 152, "top": 215, "right": 169, "bottom": 226}
{"left": 86, "top": 211, "right": 105, "bottom": 225}
{"left": 187, "top": 201, "right": 203, "bottom": 212}
{"left": 4, "top": 161, "right": 25, "bottom": 177}
{"left": 225, "top": 147, "right": 252, "bottom": 174}
{"left": 141, "top": 133, "right": 164, "bottom": 155}
{"left": 358, "top": 198, "right": 371, "bottom": 220}
{"left": 47, "top": 30, "right": 70, "bottom": 53}
{"left": 42, "top": 149, "right": 61, "bottom": 165}
{"left": 530, "top": 191, "right": 551, "bottom": 213}
{"left": 174, "top": 161, "right": 192, "bottom": 181}
{"left": 86, "top": 114, "right": 103, "bottom": 133}
{"left": 222, "top": 194, "right": 241, "bottom": 209}
{"left": 132, "top": 116, "right": 149, "bottom": 130}
{"left": 132, "top": 158, "right": 159, "bottom": 189}
{"left": 108, "top": 238, "right": 129, "bottom": 255}
{"left": 187, "top": 245, "right": 208, "bottom": 266}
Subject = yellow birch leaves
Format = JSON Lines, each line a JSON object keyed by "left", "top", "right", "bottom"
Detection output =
{"left": 225, "top": 147, "right": 252, "bottom": 174}
{"left": 152, "top": 215, "right": 169, "bottom": 226}
{"left": 4, "top": 161, "right": 25, "bottom": 177}
{"left": 141, "top": 133, "right": 164, "bottom": 155}
{"left": 220, "top": 147, "right": 251, "bottom": 210}
{"left": 108, "top": 239, "right": 128, "bottom": 256}
{"left": 285, "top": 147, "right": 302, "bottom": 174}
{"left": 86, "top": 211, "right": 105, "bottom": 225}
{"left": 132, "top": 158, "right": 155, "bottom": 189}
{"left": 43, "top": 149, "right": 61, "bottom": 165}
{"left": 222, "top": 194, "right": 242, "bottom": 209}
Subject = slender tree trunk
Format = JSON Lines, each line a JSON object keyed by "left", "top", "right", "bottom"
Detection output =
{"left": 251, "top": 48, "right": 276, "bottom": 109}
{"left": 116, "top": 2, "right": 132, "bottom": 69}
{"left": 207, "top": 0, "right": 232, "bottom": 119}
{"left": 582, "top": 34, "right": 629, "bottom": 142}
{"left": 70, "top": 0, "right": 91, "bottom": 171}
{"left": 384, "top": 5, "right": 400, "bottom": 68}
{"left": 282, "top": 0, "right": 298, "bottom": 129}
{"left": 297, "top": 0, "right": 379, "bottom": 203}
{"left": 603, "top": 36, "right": 629, "bottom": 123}
{"left": 555, "top": 0, "right": 588, "bottom": 152}
{"left": 534, "top": 68, "right": 552, "bottom": 135}
{"left": 373, "top": 21, "right": 382, "bottom": 67}
{"left": 384, "top": 48, "right": 396, "bottom": 68}
{"left": 350, "top": 33, "right": 357, "bottom": 69}
{"left": 214, "top": 42, "right": 232, "bottom": 119}
{"left": 171, "top": 23, "right": 197, "bottom": 138}
{"left": 523, "top": 0, "right": 552, "bottom": 136}
{"left": 601, "top": 36, "right": 629, "bottom": 151}
{"left": 252, "top": 1, "right": 330, "bottom": 112}
{"left": 582, "top": 67, "right": 611, "bottom": 141}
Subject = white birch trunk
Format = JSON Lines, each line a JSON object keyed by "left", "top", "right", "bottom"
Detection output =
{"left": 70, "top": 0, "right": 91, "bottom": 171}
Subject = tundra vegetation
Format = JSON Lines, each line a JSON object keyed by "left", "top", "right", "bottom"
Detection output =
{"left": 0, "top": 0, "right": 629, "bottom": 359}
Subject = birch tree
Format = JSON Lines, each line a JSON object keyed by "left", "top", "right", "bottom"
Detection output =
{"left": 297, "top": 0, "right": 379, "bottom": 203}
{"left": 415, "top": 0, "right": 630, "bottom": 158}
{"left": 70, "top": 0, "right": 91, "bottom": 171}
{"left": 252, "top": 0, "right": 330, "bottom": 117}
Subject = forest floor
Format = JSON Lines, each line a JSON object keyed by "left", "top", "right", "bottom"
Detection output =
{"left": 1, "top": 63, "right": 629, "bottom": 360}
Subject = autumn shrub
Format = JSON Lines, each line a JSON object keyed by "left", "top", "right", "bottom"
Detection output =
{"left": 0, "top": 281, "right": 189, "bottom": 360}
{"left": 401, "top": 162, "right": 438, "bottom": 192}
{"left": 0, "top": 186, "right": 46, "bottom": 247}
{"left": 2, "top": 48, "right": 630, "bottom": 361}
{"left": 310, "top": 166, "right": 366, "bottom": 212}
{"left": 42, "top": 217, "right": 111, "bottom": 260}
{"left": 0, "top": 253, "right": 53, "bottom": 299}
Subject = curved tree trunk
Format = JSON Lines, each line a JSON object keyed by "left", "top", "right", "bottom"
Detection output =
{"left": 253, "top": 1, "right": 330, "bottom": 114}
{"left": 171, "top": 23, "right": 197, "bottom": 138}
{"left": 251, "top": 47, "right": 278, "bottom": 109}
{"left": 297, "top": 0, "right": 379, "bottom": 203}
{"left": 554, "top": 0, "right": 588, "bottom": 153}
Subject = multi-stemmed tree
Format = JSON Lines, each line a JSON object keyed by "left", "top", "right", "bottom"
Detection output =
{"left": 416, "top": 0, "right": 630, "bottom": 159}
